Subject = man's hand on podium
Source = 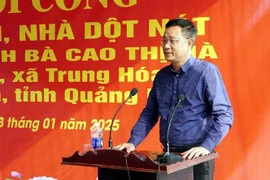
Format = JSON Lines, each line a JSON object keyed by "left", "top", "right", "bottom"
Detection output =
{"left": 113, "top": 143, "right": 135, "bottom": 153}
{"left": 181, "top": 146, "right": 210, "bottom": 160}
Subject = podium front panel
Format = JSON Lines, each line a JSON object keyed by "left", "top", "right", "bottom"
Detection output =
{"left": 98, "top": 167, "right": 193, "bottom": 180}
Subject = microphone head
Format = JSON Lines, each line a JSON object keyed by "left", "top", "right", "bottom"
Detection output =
{"left": 178, "top": 94, "right": 185, "bottom": 101}
{"left": 130, "top": 88, "right": 138, "bottom": 96}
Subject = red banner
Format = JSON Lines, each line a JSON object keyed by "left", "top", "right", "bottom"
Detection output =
{"left": 0, "top": 0, "right": 269, "bottom": 180}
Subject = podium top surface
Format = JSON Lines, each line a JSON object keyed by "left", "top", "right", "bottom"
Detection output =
{"left": 62, "top": 149, "right": 218, "bottom": 174}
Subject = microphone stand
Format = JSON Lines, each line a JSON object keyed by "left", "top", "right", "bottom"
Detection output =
{"left": 157, "top": 95, "right": 184, "bottom": 164}
{"left": 108, "top": 88, "right": 138, "bottom": 149}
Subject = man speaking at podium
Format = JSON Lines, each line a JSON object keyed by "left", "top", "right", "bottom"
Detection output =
{"left": 114, "top": 18, "right": 233, "bottom": 180}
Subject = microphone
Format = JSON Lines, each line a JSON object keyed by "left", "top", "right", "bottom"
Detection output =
{"left": 157, "top": 94, "right": 185, "bottom": 164}
{"left": 108, "top": 88, "right": 138, "bottom": 149}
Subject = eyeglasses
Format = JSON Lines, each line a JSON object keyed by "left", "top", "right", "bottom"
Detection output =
{"left": 160, "top": 38, "right": 180, "bottom": 45}
{"left": 160, "top": 37, "right": 190, "bottom": 46}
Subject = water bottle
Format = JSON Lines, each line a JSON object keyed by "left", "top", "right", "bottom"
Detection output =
{"left": 91, "top": 122, "right": 103, "bottom": 149}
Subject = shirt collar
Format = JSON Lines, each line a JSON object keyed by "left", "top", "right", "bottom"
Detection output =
{"left": 169, "top": 55, "right": 195, "bottom": 73}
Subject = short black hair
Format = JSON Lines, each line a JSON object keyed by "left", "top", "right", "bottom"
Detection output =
{"left": 165, "top": 18, "right": 197, "bottom": 40}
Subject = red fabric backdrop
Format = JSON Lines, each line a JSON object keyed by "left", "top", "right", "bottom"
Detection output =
{"left": 0, "top": 0, "right": 269, "bottom": 179}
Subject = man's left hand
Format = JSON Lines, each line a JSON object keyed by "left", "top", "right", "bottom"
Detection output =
{"left": 181, "top": 146, "right": 210, "bottom": 159}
